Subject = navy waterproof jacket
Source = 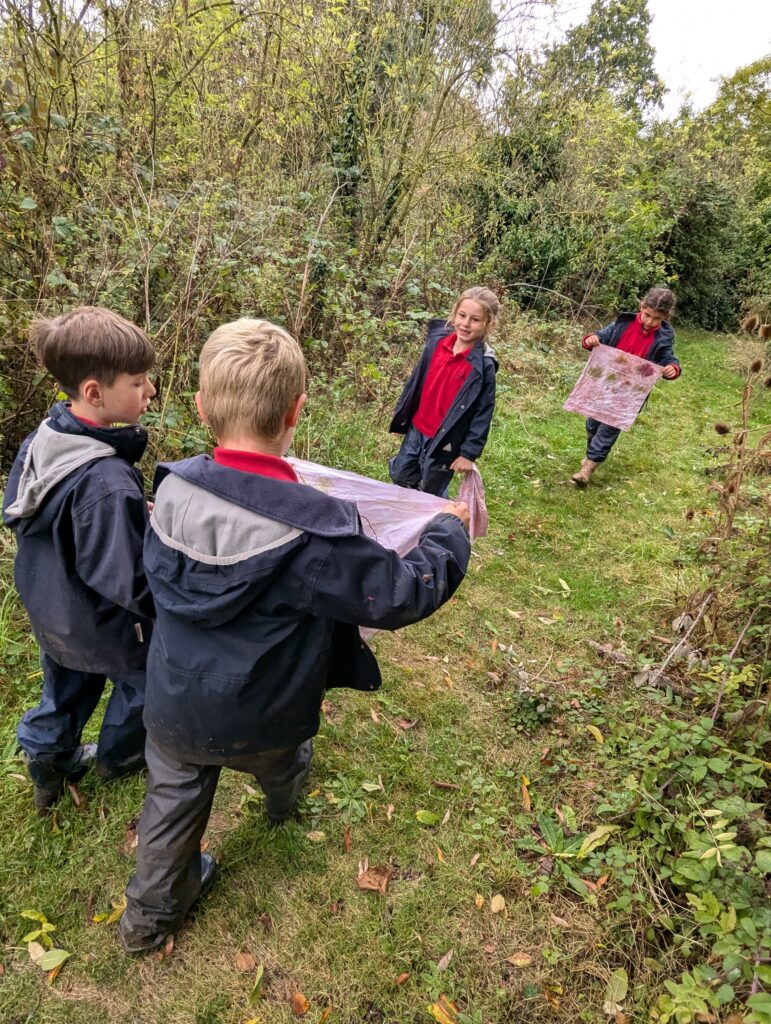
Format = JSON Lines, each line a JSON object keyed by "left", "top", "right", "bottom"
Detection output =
{"left": 2, "top": 402, "right": 153, "bottom": 674}
{"left": 142, "top": 455, "right": 470, "bottom": 760}
{"left": 591, "top": 313, "right": 681, "bottom": 374}
{"left": 389, "top": 319, "right": 498, "bottom": 465}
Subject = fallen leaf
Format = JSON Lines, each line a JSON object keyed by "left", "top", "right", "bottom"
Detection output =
{"left": 343, "top": 827, "right": 351, "bottom": 854}
{"left": 258, "top": 912, "right": 273, "bottom": 933}
{"left": 521, "top": 774, "right": 531, "bottom": 812}
{"left": 370, "top": 707, "right": 380, "bottom": 723}
{"left": 507, "top": 951, "right": 533, "bottom": 967}
{"left": 386, "top": 804, "right": 394, "bottom": 822}
{"left": 426, "top": 995, "right": 459, "bottom": 1024}
{"left": 490, "top": 894, "right": 506, "bottom": 914}
{"left": 0, "top": 963, "right": 4, "bottom": 976}
{"left": 474, "top": 893, "right": 484, "bottom": 909}
{"left": 597, "top": 874, "right": 609, "bottom": 888}
{"left": 306, "top": 831, "right": 326, "bottom": 842}
{"left": 236, "top": 951, "right": 256, "bottom": 973}
{"left": 155, "top": 934, "right": 174, "bottom": 961}
{"left": 394, "top": 972, "right": 410, "bottom": 985}
{"left": 577, "top": 825, "right": 621, "bottom": 859}
{"left": 249, "top": 964, "right": 264, "bottom": 1006}
{"left": 491, "top": 638, "right": 498, "bottom": 652}
{"left": 482, "top": 943, "right": 496, "bottom": 954}
{"left": 357, "top": 864, "right": 392, "bottom": 894}
{"left": 66, "top": 783, "right": 87, "bottom": 810}
{"left": 47, "top": 961, "right": 66, "bottom": 985}
{"left": 587, "top": 725, "right": 605, "bottom": 744}
{"left": 415, "top": 809, "right": 440, "bottom": 826}
{"left": 330, "top": 901, "right": 343, "bottom": 915}
{"left": 290, "top": 992, "right": 309, "bottom": 1016}
{"left": 614, "top": 1013, "right": 629, "bottom": 1024}
{"left": 550, "top": 913, "right": 569, "bottom": 927}
{"left": 398, "top": 718, "right": 418, "bottom": 730}
{"left": 321, "top": 700, "right": 332, "bottom": 715}
{"left": 469, "top": 853, "right": 481, "bottom": 867}
{"left": 437, "top": 949, "right": 454, "bottom": 971}
{"left": 436, "top": 846, "right": 446, "bottom": 863}
{"left": 27, "top": 941, "right": 46, "bottom": 965}
{"left": 38, "top": 948, "right": 70, "bottom": 972}
{"left": 105, "top": 896, "right": 127, "bottom": 925}
{"left": 431, "top": 780, "right": 459, "bottom": 791}
{"left": 319, "top": 1010, "right": 333, "bottom": 1023}
{"left": 441, "top": 808, "right": 451, "bottom": 826}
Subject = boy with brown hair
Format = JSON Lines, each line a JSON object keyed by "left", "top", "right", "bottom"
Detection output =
{"left": 2, "top": 307, "right": 156, "bottom": 811}
{"left": 119, "top": 317, "right": 470, "bottom": 954}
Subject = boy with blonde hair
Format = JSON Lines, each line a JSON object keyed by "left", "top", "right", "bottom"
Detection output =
{"left": 2, "top": 307, "right": 156, "bottom": 810}
{"left": 119, "top": 318, "right": 470, "bottom": 953}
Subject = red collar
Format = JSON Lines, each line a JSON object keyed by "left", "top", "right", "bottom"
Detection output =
{"left": 213, "top": 447, "right": 298, "bottom": 482}
{"left": 636, "top": 312, "right": 656, "bottom": 336}
{"left": 440, "top": 332, "right": 473, "bottom": 356}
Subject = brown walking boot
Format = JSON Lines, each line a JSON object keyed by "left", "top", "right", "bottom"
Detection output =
{"left": 570, "top": 458, "right": 599, "bottom": 488}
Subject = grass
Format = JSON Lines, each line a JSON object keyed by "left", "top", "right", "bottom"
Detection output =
{"left": 0, "top": 324, "right": 768, "bottom": 1024}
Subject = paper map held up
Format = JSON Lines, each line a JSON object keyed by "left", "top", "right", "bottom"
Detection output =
{"left": 563, "top": 345, "right": 663, "bottom": 431}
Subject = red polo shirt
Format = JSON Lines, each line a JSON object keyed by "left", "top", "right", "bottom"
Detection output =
{"left": 412, "top": 333, "right": 474, "bottom": 438}
{"left": 617, "top": 314, "right": 657, "bottom": 359}
{"left": 213, "top": 448, "right": 298, "bottom": 481}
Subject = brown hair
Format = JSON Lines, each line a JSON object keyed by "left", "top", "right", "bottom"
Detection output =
{"left": 641, "top": 287, "right": 676, "bottom": 317}
{"left": 450, "top": 286, "right": 500, "bottom": 331}
{"left": 199, "top": 318, "right": 306, "bottom": 441}
{"left": 31, "top": 306, "right": 155, "bottom": 397}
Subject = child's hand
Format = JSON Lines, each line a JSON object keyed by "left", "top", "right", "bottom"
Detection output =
{"left": 450, "top": 456, "right": 474, "bottom": 473}
{"left": 442, "top": 500, "right": 470, "bottom": 529}
{"left": 662, "top": 365, "right": 678, "bottom": 379}
{"left": 584, "top": 334, "right": 601, "bottom": 348}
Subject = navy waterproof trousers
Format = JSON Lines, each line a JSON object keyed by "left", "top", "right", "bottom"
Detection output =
{"left": 18, "top": 652, "right": 146, "bottom": 785}
{"left": 585, "top": 417, "right": 622, "bottom": 463}
{"left": 389, "top": 425, "right": 453, "bottom": 497}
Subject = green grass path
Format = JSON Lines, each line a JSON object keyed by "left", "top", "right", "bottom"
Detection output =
{"left": 0, "top": 327, "right": 767, "bottom": 1024}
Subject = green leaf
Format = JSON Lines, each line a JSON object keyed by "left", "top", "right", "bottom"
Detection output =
{"left": 38, "top": 948, "right": 70, "bottom": 971}
{"left": 604, "top": 967, "right": 628, "bottom": 1004}
{"left": 577, "top": 825, "right": 621, "bottom": 859}
{"left": 755, "top": 849, "right": 771, "bottom": 873}
{"left": 249, "top": 964, "right": 264, "bottom": 1005}
{"left": 361, "top": 782, "right": 381, "bottom": 793}
{"left": 416, "top": 810, "right": 440, "bottom": 826}
{"left": 20, "top": 910, "right": 47, "bottom": 922}
{"left": 21, "top": 930, "right": 41, "bottom": 943}
{"left": 19, "top": 196, "right": 38, "bottom": 210}
{"left": 537, "top": 814, "right": 562, "bottom": 853}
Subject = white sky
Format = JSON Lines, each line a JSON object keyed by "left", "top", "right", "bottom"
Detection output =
{"left": 533, "top": 0, "right": 771, "bottom": 116}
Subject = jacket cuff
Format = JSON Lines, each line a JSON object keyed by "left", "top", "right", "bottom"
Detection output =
{"left": 433, "top": 512, "right": 470, "bottom": 536}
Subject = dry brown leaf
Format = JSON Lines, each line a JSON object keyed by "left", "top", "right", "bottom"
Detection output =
{"left": 386, "top": 804, "right": 394, "bottom": 822}
{"left": 427, "top": 995, "right": 459, "bottom": 1024}
{"left": 441, "top": 808, "right": 451, "bottom": 826}
{"left": 597, "top": 874, "right": 609, "bottom": 888}
{"left": 614, "top": 1013, "right": 629, "bottom": 1024}
{"left": 507, "top": 951, "right": 533, "bottom": 967}
{"left": 469, "top": 853, "right": 481, "bottom": 867}
{"left": 343, "top": 827, "right": 351, "bottom": 854}
{"left": 155, "top": 934, "right": 174, "bottom": 961}
{"left": 357, "top": 864, "right": 392, "bottom": 894}
{"left": 549, "top": 913, "right": 569, "bottom": 927}
{"left": 319, "top": 1009, "right": 332, "bottom": 1023}
{"left": 0, "top": 963, "right": 5, "bottom": 976}
{"left": 490, "top": 894, "right": 506, "bottom": 914}
{"left": 47, "top": 962, "right": 65, "bottom": 985}
{"left": 431, "top": 780, "right": 459, "bottom": 791}
{"left": 370, "top": 707, "right": 380, "bottom": 723}
{"left": 67, "top": 782, "right": 87, "bottom": 810}
{"left": 394, "top": 972, "right": 410, "bottom": 985}
{"left": 330, "top": 901, "right": 343, "bottom": 915}
{"left": 235, "top": 951, "right": 256, "bottom": 973}
{"left": 436, "top": 846, "right": 446, "bottom": 863}
{"left": 289, "top": 992, "right": 309, "bottom": 1017}
{"left": 474, "top": 893, "right": 484, "bottom": 909}
{"left": 258, "top": 912, "right": 273, "bottom": 933}
{"left": 437, "top": 949, "right": 454, "bottom": 971}
{"left": 482, "top": 943, "right": 496, "bottom": 954}
{"left": 398, "top": 719, "right": 418, "bottom": 730}
{"left": 491, "top": 638, "right": 498, "bottom": 652}
{"left": 321, "top": 699, "right": 332, "bottom": 715}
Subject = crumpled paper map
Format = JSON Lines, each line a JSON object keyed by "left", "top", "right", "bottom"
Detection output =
{"left": 563, "top": 345, "right": 663, "bottom": 431}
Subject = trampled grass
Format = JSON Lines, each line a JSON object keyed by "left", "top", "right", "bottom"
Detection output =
{"left": 0, "top": 325, "right": 768, "bottom": 1023}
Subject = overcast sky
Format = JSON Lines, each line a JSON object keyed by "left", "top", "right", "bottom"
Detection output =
{"left": 534, "top": 0, "right": 771, "bottom": 116}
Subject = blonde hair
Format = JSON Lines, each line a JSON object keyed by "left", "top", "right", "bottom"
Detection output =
{"left": 199, "top": 318, "right": 306, "bottom": 441}
{"left": 450, "top": 286, "right": 500, "bottom": 332}
{"left": 31, "top": 306, "right": 154, "bottom": 397}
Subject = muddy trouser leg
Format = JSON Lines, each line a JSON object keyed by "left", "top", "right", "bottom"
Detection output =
{"left": 95, "top": 669, "right": 147, "bottom": 779}
{"left": 18, "top": 653, "right": 106, "bottom": 786}
{"left": 253, "top": 740, "right": 313, "bottom": 821}
{"left": 121, "top": 736, "right": 220, "bottom": 951}
{"left": 586, "top": 419, "right": 621, "bottom": 463}
{"left": 389, "top": 425, "right": 427, "bottom": 488}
